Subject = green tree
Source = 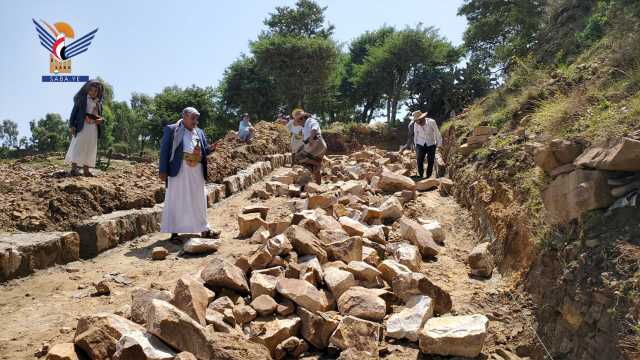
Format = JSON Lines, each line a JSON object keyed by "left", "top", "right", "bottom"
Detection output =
{"left": 130, "top": 93, "right": 155, "bottom": 155}
{"left": 251, "top": 35, "right": 339, "bottom": 113}
{"left": 458, "top": 0, "right": 545, "bottom": 71}
{"left": 263, "top": 0, "right": 334, "bottom": 39}
{"left": 0, "top": 119, "right": 19, "bottom": 148}
{"left": 219, "top": 55, "right": 280, "bottom": 120}
{"left": 29, "top": 113, "right": 69, "bottom": 152}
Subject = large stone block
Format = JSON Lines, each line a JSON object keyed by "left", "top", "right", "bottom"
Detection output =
{"left": 418, "top": 314, "right": 489, "bottom": 358}
{"left": 575, "top": 137, "right": 640, "bottom": 172}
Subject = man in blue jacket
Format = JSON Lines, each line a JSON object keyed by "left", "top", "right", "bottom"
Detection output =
{"left": 159, "top": 107, "right": 220, "bottom": 241}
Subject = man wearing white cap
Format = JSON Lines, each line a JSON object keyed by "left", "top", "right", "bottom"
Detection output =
{"left": 159, "top": 107, "right": 220, "bottom": 241}
{"left": 410, "top": 110, "right": 442, "bottom": 179}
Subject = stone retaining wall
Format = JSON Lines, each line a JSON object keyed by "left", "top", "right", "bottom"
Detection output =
{"left": 0, "top": 153, "right": 292, "bottom": 282}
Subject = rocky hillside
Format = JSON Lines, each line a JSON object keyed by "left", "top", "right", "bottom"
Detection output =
{"left": 442, "top": 2, "right": 640, "bottom": 359}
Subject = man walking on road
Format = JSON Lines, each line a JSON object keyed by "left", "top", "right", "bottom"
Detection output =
{"left": 409, "top": 110, "right": 442, "bottom": 179}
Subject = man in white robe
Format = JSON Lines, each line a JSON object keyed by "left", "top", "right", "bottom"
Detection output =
{"left": 159, "top": 107, "right": 220, "bottom": 241}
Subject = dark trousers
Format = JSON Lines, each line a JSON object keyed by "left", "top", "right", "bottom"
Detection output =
{"left": 416, "top": 143, "right": 436, "bottom": 178}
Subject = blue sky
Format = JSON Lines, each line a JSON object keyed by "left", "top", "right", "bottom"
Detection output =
{"left": 0, "top": 0, "right": 467, "bottom": 137}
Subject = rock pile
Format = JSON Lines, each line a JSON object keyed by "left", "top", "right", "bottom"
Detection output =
{"left": 534, "top": 135, "right": 640, "bottom": 223}
{"left": 46, "top": 147, "right": 488, "bottom": 360}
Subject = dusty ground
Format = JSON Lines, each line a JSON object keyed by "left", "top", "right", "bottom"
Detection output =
{"left": 0, "top": 166, "right": 540, "bottom": 360}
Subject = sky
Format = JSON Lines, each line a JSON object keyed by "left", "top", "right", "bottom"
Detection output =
{"left": 0, "top": 0, "right": 467, "bottom": 137}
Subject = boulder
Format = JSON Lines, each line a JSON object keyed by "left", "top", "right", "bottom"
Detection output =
{"left": 237, "top": 213, "right": 267, "bottom": 238}
{"left": 338, "top": 216, "right": 368, "bottom": 237}
{"left": 337, "top": 287, "right": 387, "bottom": 322}
{"left": 242, "top": 205, "right": 269, "bottom": 220}
{"left": 324, "top": 268, "right": 357, "bottom": 299}
{"left": 418, "top": 314, "right": 489, "bottom": 358}
{"left": 208, "top": 296, "right": 234, "bottom": 314}
{"left": 362, "top": 226, "right": 385, "bottom": 244}
{"left": 575, "top": 137, "right": 640, "bottom": 171}
{"left": 146, "top": 300, "right": 270, "bottom": 360}
{"left": 276, "top": 278, "right": 328, "bottom": 312}
{"left": 385, "top": 295, "right": 434, "bottom": 342}
{"left": 248, "top": 247, "right": 273, "bottom": 270}
{"left": 171, "top": 275, "right": 214, "bottom": 326}
{"left": 341, "top": 180, "right": 365, "bottom": 196}
{"left": 326, "top": 236, "right": 363, "bottom": 263}
{"left": 151, "top": 247, "right": 168, "bottom": 260}
{"left": 251, "top": 295, "right": 279, "bottom": 317}
{"left": 285, "top": 225, "right": 328, "bottom": 263}
{"left": 45, "top": 343, "right": 79, "bottom": 360}
{"left": 306, "top": 193, "right": 337, "bottom": 209}
{"left": 329, "top": 315, "right": 381, "bottom": 354}
{"left": 416, "top": 179, "right": 440, "bottom": 192}
{"left": 438, "top": 178, "right": 454, "bottom": 196}
{"left": 113, "top": 332, "right": 176, "bottom": 360}
{"left": 250, "top": 272, "right": 278, "bottom": 299}
{"left": 232, "top": 304, "right": 257, "bottom": 325}
{"left": 398, "top": 217, "right": 439, "bottom": 257}
{"left": 420, "top": 219, "right": 445, "bottom": 243}
{"left": 468, "top": 242, "right": 494, "bottom": 278}
{"left": 392, "top": 242, "right": 421, "bottom": 271}
{"left": 550, "top": 139, "right": 584, "bottom": 165}
{"left": 377, "top": 259, "right": 412, "bottom": 283}
{"left": 472, "top": 126, "right": 497, "bottom": 136}
{"left": 379, "top": 197, "right": 403, "bottom": 221}
{"left": 378, "top": 171, "right": 416, "bottom": 193}
{"left": 298, "top": 255, "right": 324, "bottom": 286}
{"left": 316, "top": 215, "right": 343, "bottom": 231}
{"left": 201, "top": 257, "right": 249, "bottom": 293}
{"left": 276, "top": 298, "right": 295, "bottom": 316}
{"left": 533, "top": 143, "right": 561, "bottom": 173}
{"left": 204, "top": 309, "right": 238, "bottom": 334}
{"left": 183, "top": 238, "right": 220, "bottom": 254}
{"left": 318, "top": 230, "right": 349, "bottom": 244}
{"left": 74, "top": 313, "right": 146, "bottom": 360}
{"left": 391, "top": 272, "right": 452, "bottom": 315}
{"left": 541, "top": 169, "right": 614, "bottom": 224}
{"left": 362, "top": 246, "right": 381, "bottom": 267}
{"left": 130, "top": 288, "right": 173, "bottom": 325}
{"left": 249, "top": 315, "right": 301, "bottom": 356}
{"left": 265, "top": 234, "right": 292, "bottom": 257}
{"left": 297, "top": 307, "right": 340, "bottom": 349}
{"left": 346, "top": 261, "right": 383, "bottom": 288}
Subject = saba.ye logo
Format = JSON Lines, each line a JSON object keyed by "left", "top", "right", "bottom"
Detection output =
{"left": 32, "top": 19, "right": 98, "bottom": 82}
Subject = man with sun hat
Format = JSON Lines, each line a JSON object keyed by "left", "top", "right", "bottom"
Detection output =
{"left": 410, "top": 110, "right": 442, "bottom": 179}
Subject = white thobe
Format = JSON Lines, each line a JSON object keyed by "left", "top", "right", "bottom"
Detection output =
{"left": 64, "top": 96, "right": 99, "bottom": 167}
{"left": 160, "top": 129, "right": 210, "bottom": 234}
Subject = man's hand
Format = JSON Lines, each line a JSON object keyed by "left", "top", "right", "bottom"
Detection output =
{"left": 95, "top": 116, "right": 104, "bottom": 125}
{"left": 69, "top": 127, "right": 76, "bottom": 137}
{"left": 159, "top": 173, "right": 167, "bottom": 182}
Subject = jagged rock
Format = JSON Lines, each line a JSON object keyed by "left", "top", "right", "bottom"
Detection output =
{"left": 131, "top": 288, "right": 173, "bottom": 325}
{"left": 45, "top": 343, "right": 78, "bottom": 360}
{"left": 416, "top": 178, "right": 440, "bottom": 191}
{"left": 171, "top": 275, "right": 213, "bottom": 326}
{"left": 250, "top": 272, "right": 278, "bottom": 299}
{"left": 337, "top": 287, "right": 387, "bottom": 322}
{"left": 324, "top": 268, "right": 357, "bottom": 299}
{"left": 385, "top": 295, "right": 434, "bottom": 342}
{"left": 297, "top": 307, "right": 340, "bottom": 349}
{"left": 438, "top": 178, "right": 454, "bottom": 196}
{"left": 550, "top": 139, "right": 584, "bottom": 165}
{"left": 377, "top": 259, "right": 411, "bottom": 283}
{"left": 391, "top": 272, "right": 452, "bottom": 315}
{"left": 575, "top": 137, "right": 640, "bottom": 171}
{"left": 251, "top": 295, "right": 279, "bottom": 317}
{"left": 347, "top": 261, "right": 383, "bottom": 288}
{"left": 533, "top": 143, "right": 561, "bottom": 173}
{"left": 329, "top": 315, "right": 381, "bottom": 354}
{"left": 398, "top": 217, "right": 440, "bottom": 257}
{"left": 276, "top": 299, "right": 295, "bottom": 316}
{"left": 265, "top": 234, "right": 292, "bottom": 257}
{"left": 146, "top": 299, "right": 270, "bottom": 359}
{"left": 276, "top": 278, "right": 328, "bottom": 312}
{"left": 392, "top": 242, "right": 421, "bottom": 271}
{"left": 255, "top": 266, "right": 285, "bottom": 278}
{"left": 326, "top": 236, "right": 363, "bottom": 263}
{"left": 298, "top": 255, "right": 324, "bottom": 286}
{"left": 307, "top": 193, "right": 338, "bottom": 209}
{"left": 232, "top": 304, "right": 257, "bottom": 325}
{"left": 201, "top": 256, "right": 249, "bottom": 293}
{"left": 361, "top": 206, "right": 383, "bottom": 224}
{"left": 473, "top": 126, "right": 497, "bottom": 136}
{"left": 93, "top": 280, "right": 111, "bottom": 296}
{"left": 208, "top": 296, "right": 234, "bottom": 314}
{"left": 113, "top": 332, "right": 176, "bottom": 360}
{"left": 468, "top": 242, "right": 494, "bottom": 278}
{"left": 418, "top": 314, "right": 489, "bottom": 358}
{"left": 338, "top": 216, "right": 368, "bottom": 237}
{"left": 378, "top": 171, "right": 416, "bottom": 193}
{"left": 362, "top": 225, "right": 385, "bottom": 244}
{"left": 248, "top": 247, "right": 273, "bottom": 270}
{"left": 341, "top": 180, "right": 365, "bottom": 196}
{"left": 237, "top": 213, "right": 267, "bottom": 238}
{"left": 318, "top": 230, "right": 349, "bottom": 244}
{"left": 380, "top": 197, "right": 403, "bottom": 221}
{"left": 74, "top": 313, "right": 146, "bottom": 360}
{"left": 284, "top": 225, "right": 328, "bottom": 263}
{"left": 249, "top": 315, "right": 301, "bottom": 356}
{"left": 234, "top": 256, "right": 251, "bottom": 273}
{"left": 305, "top": 182, "right": 324, "bottom": 193}
{"left": 242, "top": 205, "right": 269, "bottom": 220}
{"left": 420, "top": 219, "right": 445, "bottom": 243}
{"left": 316, "top": 214, "right": 344, "bottom": 231}
{"left": 541, "top": 169, "right": 614, "bottom": 224}
{"left": 205, "top": 308, "right": 238, "bottom": 334}
{"left": 151, "top": 247, "right": 168, "bottom": 260}
{"left": 362, "top": 246, "right": 381, "bottom": 267}
{"left": 183, "top": 238, "right": 220, "bottom": 254}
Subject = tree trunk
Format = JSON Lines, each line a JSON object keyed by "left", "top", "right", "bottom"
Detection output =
{"left": 386, "top": 98, "right": 391, "bottom": 123}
